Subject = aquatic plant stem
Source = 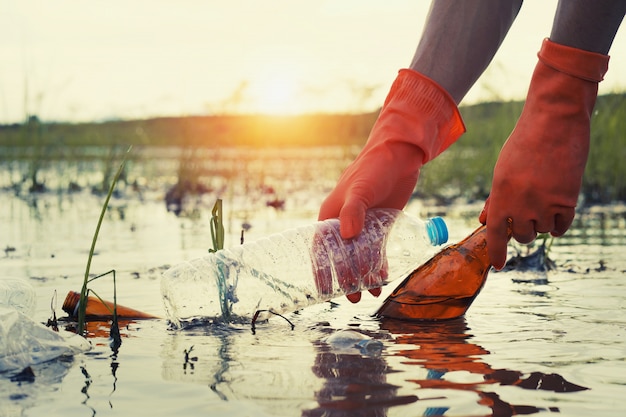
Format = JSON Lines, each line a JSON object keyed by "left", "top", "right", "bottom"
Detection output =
{"left": 77, "top": 146, "right": 132, "bottom": 335}
{"left": 209, "top": 199, "right": 224, "bottom": 253}
{"left": 88, "top": 270, "right": 122, "bottom": 350}
{"left": 208, "top": 199, "right": 231, "bottom": 322}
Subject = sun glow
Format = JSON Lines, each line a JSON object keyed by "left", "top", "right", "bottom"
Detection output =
{"left": 249, "top": 74, "right": 303, "bottom": 115}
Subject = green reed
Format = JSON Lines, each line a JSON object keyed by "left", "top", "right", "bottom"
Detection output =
{"left": 209, "top": 199, "right": 225, "bottom": 253}
{"left": 77, "top": 146, "right": 132, "bottom": 336}
{"left": 585, "top": 94, "right": 626, "bottom": 203}
{"left": 208, "top": 199, "right": 231, "bottom": 322}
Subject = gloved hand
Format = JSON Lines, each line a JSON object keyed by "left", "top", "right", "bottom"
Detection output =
{"left": 318, "top": 69, "right": 465, "bottom": 302}
{"left": 479, "top": 38, "right": 609, "bottom": 269}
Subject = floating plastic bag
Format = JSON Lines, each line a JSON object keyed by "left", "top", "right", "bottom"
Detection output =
{"left": 0, "top": 278, "right": 91, "bottom": 373}
{"left": 0, "top": 306, "right": 91, "bottom": 373}
{"left": 0, "top": 277, "right": 36, "bottom": 317}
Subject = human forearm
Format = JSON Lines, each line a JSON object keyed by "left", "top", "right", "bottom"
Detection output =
{"left": 410, "top": 0, "right": 523, "bottom": 104}
{"left": 550, "top": 0, "right": 626, "bottom": 55}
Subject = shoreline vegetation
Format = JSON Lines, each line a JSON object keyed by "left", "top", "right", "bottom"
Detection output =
{"left": 0, "top": 93, "right": 624, "bottom": 205}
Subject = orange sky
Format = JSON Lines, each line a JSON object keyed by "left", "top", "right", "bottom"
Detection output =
{"left": 1, "top": 0, "right": 625, "bottom": 123}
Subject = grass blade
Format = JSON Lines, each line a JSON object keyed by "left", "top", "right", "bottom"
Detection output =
{"left": 77, "top": 146, "right": 132, "bottom": 335}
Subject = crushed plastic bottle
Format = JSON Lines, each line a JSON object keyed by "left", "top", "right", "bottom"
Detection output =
{"left": 0, "top": 278, "right": 36, "bottom": 317}
{"left": 161, "top": 208, "right": 448, "bottom": 328}
{"left": 0, "top": 278, "right": 90, "bottom": 373}
{"left": 0, "top": 307, "right": 90, "bottom": 373}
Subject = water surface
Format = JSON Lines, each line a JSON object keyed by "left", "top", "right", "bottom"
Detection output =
{"left": 1, "top": 148, "right": 625, "bottom": 417}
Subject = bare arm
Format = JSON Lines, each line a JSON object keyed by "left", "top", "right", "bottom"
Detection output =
{"left": 550, "top": 0, "right": 626, "bottom": 55}
{"left": 410, "top": 0, "right": 523, "bottom": 104}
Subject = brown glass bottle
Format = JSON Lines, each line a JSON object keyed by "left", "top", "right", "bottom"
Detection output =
{"left": 62, "top": 291, "right": 158, "bottom": 319}
{"left": 376, "top": 225, "right": 491, "bottom": 321}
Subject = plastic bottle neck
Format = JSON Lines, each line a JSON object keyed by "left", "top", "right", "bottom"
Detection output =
{"left": 425, "top": 216, "right": 448, "bottom": 246}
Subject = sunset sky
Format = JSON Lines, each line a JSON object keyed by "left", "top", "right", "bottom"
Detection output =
{"left": 2, "top": 0, "right": 625, "bottom": 123}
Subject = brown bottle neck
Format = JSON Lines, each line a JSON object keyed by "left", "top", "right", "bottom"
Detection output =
{"left": 61, "top": 290, "right": 159, "bottom": 319}
{"left": 454, "top": 225, "right": 491, "bottom": 267}
{"left": 62, "top": 291, "right": 82, "bottom": 316}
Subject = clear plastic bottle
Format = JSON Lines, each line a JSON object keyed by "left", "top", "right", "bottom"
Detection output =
{"left": 0, "top": 278, "right": 91, "bottom": 373}
{"left": 161, "top": 208, "right": 448, "bottom": 328}
{"left": 0, "top": 277, "right": 36, "bottom": 317}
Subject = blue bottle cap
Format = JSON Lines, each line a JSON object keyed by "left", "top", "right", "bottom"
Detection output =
{"left": 426, "top": 217, "right": 448, "bottom": 245}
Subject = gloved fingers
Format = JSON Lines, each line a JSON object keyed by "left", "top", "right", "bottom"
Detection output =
{"left": 486, "top": 215, "right": 512, "bottom": 270}
{"left": 319, "top": 194, "right": 370, "bottom": 240}
{"left": 368, "top": 287, "right": 382, "bottom": 297}
{"left": 318, "top": 191, "right": 344, "bottom": 222}
{"left": 361, "top": 251, "right": 388, "bottom": 301}
{"left": 362, "top": 272, "right": 383, "bottom": 294}
{"left": 316, "top": 195, "right": 392, "bottom": 304}
{"left": 319, "top": 168, "right": 378, "bottom": 238}
{"left": 551, "top": 209, "right": 575, "bottom": 237}
{"left": 312, "top": 221, "right": 361, "bottom": 299}
{"left": 338, "top": 200, "right": 368, "bottom": 240}
{"left": 536, "top": 211, "right": 574, "bottom": 236}
{"left": 512, "top": 219, "right": 537, "bottom": 244}
{"left": 312, "top": 238, "right": 368, "bottom": 304}
{"left": 534, "top": 216, "right": 556, "bottom": 235}
{"left": 344, "top": 226, "right": 388, "bottom": 303}
{"left": 317, "top": 182, "right": 370, "bottom": 240}
{"left": 346, "top": 292, "right": 362, "bottom": 303}
{"left": 334, "top": 173, "right": 416, "bottom": 239}
{"left": 346, "top": 287, "right": 381, "bottom": 304}
{"left": 311, "top": 230, "right": 335, "bottom": 296}
{"left": 478, "top": 197, "right": 490, "bottom": 225}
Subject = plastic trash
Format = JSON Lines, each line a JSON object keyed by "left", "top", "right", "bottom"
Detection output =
{"left": 0, "top": 278, "right": 36, "bottom": 317}
{"left": 376, "top": 225, "right": 491, "bottom": 321}
{"left": 0, "top": 278, "right": 90, "bottom": 373}
{"left": 161, "top": 208, "right": 448, "bottom": 328}
{"left": 62, "top": 290, "right": 159, "bottom": 319}
{"left": 0, "top": 306, "right": 90, "bottom": 373}
{"left": 324, "top": 329, "right": 384, "bottom": 355}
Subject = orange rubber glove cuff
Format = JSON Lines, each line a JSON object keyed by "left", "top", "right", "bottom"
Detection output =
{"left": 538, "top": 38, "right": 609, "bottom": 83}
{"left": 388, "top": 69, "right": 466, "bottom": 163}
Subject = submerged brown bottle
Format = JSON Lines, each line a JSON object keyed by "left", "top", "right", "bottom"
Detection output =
{"left": 62, "top": 291, "right": 158, "bottom": 319}
{"left": 376, "top": 225, "right": 490, "bottom": 321}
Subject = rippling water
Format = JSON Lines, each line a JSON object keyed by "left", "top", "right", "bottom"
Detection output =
{"left": 1, "top": 148, "right": 625, "bottom": 417}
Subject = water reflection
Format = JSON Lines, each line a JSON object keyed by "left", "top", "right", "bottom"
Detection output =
{"left": 567, "top": 207, "right": 626, "bottom": 246}
{"left": 0, "top": 356, "right": 75, "bottom": 416}
{"left": 306, "top": 318, "right": 588, "bottom": 417}
{"left": 304, "top": 333, "right": 418, "bottom": 417}
{"left": 160, "top": 322, "right": 324, "bottom": 415}
{"left": 384, "top": 319, "right": 588, "bottom": 415}
{"left": 161, "top": 324, "right": 237, "bottom": 393}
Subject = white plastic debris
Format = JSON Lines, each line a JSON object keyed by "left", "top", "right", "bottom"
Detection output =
{"left": 0, "top": 278, "right": 90, "bottom": 373}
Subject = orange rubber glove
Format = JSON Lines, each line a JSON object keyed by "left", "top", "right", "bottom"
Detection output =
{"left": 318, "top": 69, "right": 465, "bottom": 302}
{"left": 479, "top": 38, "right": 609, "bottom": 269}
